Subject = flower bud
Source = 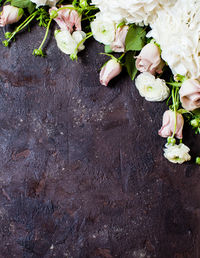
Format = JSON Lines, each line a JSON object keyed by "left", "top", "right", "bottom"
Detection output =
{"left": 196, "top": 157, "right": 200, "bottom": 165}
{"left": 50, "top": 5, "right": 82, "bottom": 33}
{"left": 167, "top": 137, "right": 176, "bottom": 145}
{"left": 110, "top": 25, "right": 129, "bottom": 53}
{"left": 179, "top": 79, "right": 200, "bottom": 111}
{"left": 159, "top": 110, "right": 184, "bottom": 139}
{"left": 99, "top": 59, "right": 122, "bottom": 86}
{"left": 191, "top": 119, "right": 199, "bottom": 128}
{"left": 0, "top": 5, "right": 23, "bottom": 27}
{"left": 135, "top": 43, "right": 164, "bottom": 75}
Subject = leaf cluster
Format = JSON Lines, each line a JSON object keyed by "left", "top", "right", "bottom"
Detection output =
{"left": 10, "top": 0, "right": 36, "bottom": 14}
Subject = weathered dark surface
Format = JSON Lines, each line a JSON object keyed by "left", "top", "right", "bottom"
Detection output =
{"left": 0, "top": 25, "right": 200, "bottom": 258}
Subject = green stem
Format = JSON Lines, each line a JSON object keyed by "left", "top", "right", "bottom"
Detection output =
{"left": 81, "top": 15, "right": 96, "bottom": 21}
{"left": 57, "top": 6, "right": 76, "bottom": 11}
{"left": 76, "top": 32, "right": 93, "bottom": 51}
{"left": 99, "top": 53, "right": 119, "bottom": 63}
{"left": 167, "top": 82, "right": 182, "bottom": 87}
{"left": 118, "top": 53, "right": 125, "bottom": 61}
{"left": 38, "top": 17, "right": 52, "bottom": 50}
{"left": 7, "top": 11, "right": 38, "bottom": 43}
{"left": 172, "top": 87, "right": 178, "bottom": 138}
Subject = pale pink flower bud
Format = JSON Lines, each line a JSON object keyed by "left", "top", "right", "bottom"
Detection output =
{"left": 110, "top": 25, "right": 129, "bottom": 53}
{"left": 135, "top": 43, "right": 164, "bottom": 75}
{"left": 0, "top": 5, "right": 23, "bottom": 27}
{"left": 50, "top": 5, "right": 81, "bottom": 33}
{"left": 179, "top": 79, "right": 200, "bottom": 111}
{"left": 100, "top": 59, "right": 122, "bottom": 86}
{"left": 158, "top": 110, "right": 184, "bottom": 139}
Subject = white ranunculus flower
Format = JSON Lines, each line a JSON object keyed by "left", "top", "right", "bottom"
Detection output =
{"left": 91, "top": 0, "right": 177, "bottom": 25}
{"left": 31, "top": 0, "right": 59, "bottom": 7}
{"left": 135, "top": 72, "right": 170, "bottom": 102}
{"left": 147, "top": 0, "right": 200, "bottom": 79}
{"left": 90, "top": 12, "right": 116, "bottom": 45}
{"left": 164, "top": 143, "right": 191, "bottom": 164}
{"left": 55, "top": 30, "right": 86, "bottom": 55}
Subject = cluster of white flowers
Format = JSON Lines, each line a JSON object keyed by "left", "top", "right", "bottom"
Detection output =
{"left": 147, "top": 0, "right": 200, "bottom": 79}
{"left": 91, "top": 0, "right": 177, "bottom": 25}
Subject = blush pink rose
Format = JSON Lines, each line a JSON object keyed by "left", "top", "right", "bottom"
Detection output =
{"left": 135, "top": 43, "right": 164, "bottom": 75}
{"left": 100, "top": 59, "right": 122, "bottom": 86}
{"left": 50, "top": 5, "right": 81, "bottom": 33}
{"left": 158, "top": 110, "right": 184, "bottom": 139}
{"left": 110, "top": 25, "right": 129, "bottom": 53}
{"left": 0, "top": 5, "right": 23, "bottom": 27}
{"left": 179, "top": 79, "right": 200, "bottom": 111}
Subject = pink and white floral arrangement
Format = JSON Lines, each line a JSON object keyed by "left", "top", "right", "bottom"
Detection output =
{"left": 0, "top": 0, "right": 200, "bottom": 165}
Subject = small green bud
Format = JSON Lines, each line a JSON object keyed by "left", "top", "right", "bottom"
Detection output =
{"left": 70, "top": 53, "right": 77, "bottom": 61}
{"left": 80, "top": 0, "right": 88, "bottom": 8}
{"left": 191, "top": 119, "right": 199, "bottom": 128}
{"left": 33, "top": 48, "right": 44, "bottom": 57}
{"left": 50, "top": 10, "right": 58, "bottom": 19}
{"left": 2, "top": 40, "right": 9, "bottom": 47}
{"left": 196, "top": 157, "right": 200, "bottom": 165}
{"left": 167, "top": 137, "right": 176, "bottom": 145}
{"left": 4, "top": 32, "right": 12, "bottom": 39}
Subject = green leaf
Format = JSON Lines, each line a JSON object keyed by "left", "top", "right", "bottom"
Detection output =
{"left": 192, "top": 109, "right": 200, "bottom": 116}
{"left": 125, "top": 25, "right": 146, "bottom": 51}
{"left": 11, "top": 0, "right": 36, "bottom": 13}
{"left": 104, "top": 45, "right": 113, "bottom": 54}
{"left": 178, "top": 109, "right": 192, "bottom": 115}
{"left": 18, "top": 7, "right": 24, "bottom": 17}
{"left": 124, "top": 51, "right": 138, "bottom": 81}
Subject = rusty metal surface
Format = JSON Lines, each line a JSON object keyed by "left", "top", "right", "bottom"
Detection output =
{"left": 0, "top": 25, "right": 200, "bottom": 258}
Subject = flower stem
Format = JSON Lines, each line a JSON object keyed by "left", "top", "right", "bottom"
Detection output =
{"left": 6, "top": 11, "right": 38, "bottom": 44}
{"left": 76, "top": 32, "right": 92, "bottom": 50}
{"left": 172, "top": 86, "right": 179, "bottom": 138}
{"left": 33, "top": 17, "right": 53, "bottom": 56}
{"left": 39, "top": 18, "right": 52, "bottom": 50}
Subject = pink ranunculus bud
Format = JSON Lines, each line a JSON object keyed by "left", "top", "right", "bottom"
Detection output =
{"left": 49, "top": 5, "right": 81, "bottom": 33}
{"left": 0, "top": 5, "right": 23, "bottom": 27}
{"left": 179, "top": 79, "right": 200, "bottom": 111}
{"left": 135, "top": 43, "right": 164, "bottom": 75}
{"left": 110, "top": 25, "right": 129, "bottom": 53}
{"left": 100, "top": 59, "right": 122, "bottom": 86}
{"left": 158, "top": 110, "right": 184, "bottom": 139}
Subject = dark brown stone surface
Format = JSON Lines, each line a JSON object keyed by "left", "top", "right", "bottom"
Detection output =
{"left": 0, "top": 25, "right": 200, "bottom": 258}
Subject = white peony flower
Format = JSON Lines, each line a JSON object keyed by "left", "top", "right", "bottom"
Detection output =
{"left": 90, "top": 12, "right": 116, "bottom": 45}
{"left": 135, "top": 72, "right": 170, "bottom": 102}
{"left": 30, "top": 0, "right": 59, "bottom": 8}
{"left": 55, "top": 30, "right": 86, "bottom": 55}
{"left": 164, "top": 143, "right": 191, "bottom": 164}
{"left": 91, "top": 0, "right": 177, "bottom": 25}
{"left": 147, "top": 0, "right": 200, "bottom": 79}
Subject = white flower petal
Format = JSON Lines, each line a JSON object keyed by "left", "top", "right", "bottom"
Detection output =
{"left": 164, "top": 143, "right": 191, "bottom": 164}
{"left": 135, "top": 72, "right": 170, "bottom": 102}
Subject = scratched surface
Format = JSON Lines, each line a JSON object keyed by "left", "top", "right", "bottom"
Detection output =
{"left": 0, "top": 24, "right": 200, "bottom": 258}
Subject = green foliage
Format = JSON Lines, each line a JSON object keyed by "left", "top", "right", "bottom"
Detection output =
{"left": 124, "top": 51, "right": 137, "bottom": 80}
{"left": 36, "top": 8, "right": 50, "bottom": 27}
{"left": 104, "top": 45, "right": 113, "bottom": 54}
{"left": 11, "top": 0, "right": 35, "bottom": 14}
{"left": 125, "top": 25, "right": 146, "bottom": 51}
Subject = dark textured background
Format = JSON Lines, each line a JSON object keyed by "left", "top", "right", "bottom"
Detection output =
{"left": 0, "top": 24, "right": 199, "bottom": 258}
